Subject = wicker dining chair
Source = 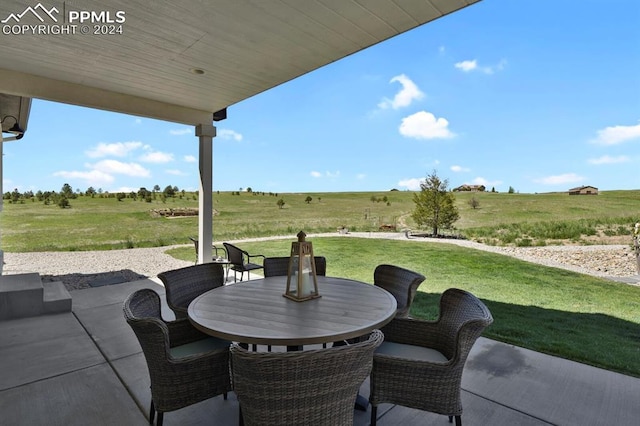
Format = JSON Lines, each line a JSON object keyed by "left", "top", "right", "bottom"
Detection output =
{"left": 369, "top": 288, "right": 493, "bottom": 426}
{"left": 263, "top": 256, "right": 327, "bottom": 277}
{"left": 123, "top": 289, "right": 231, "bottom": 426}
{"left": 158, "top": 263, "right": 225, "bottom": 319}
{"left": 223, "top": 242, "right": 266, "bottom": 282}
{"left": 231, "top": 330, "right": 384, "bottom": 426}
{"left": 374, "top": 264, "right": 426, "bottom": 318}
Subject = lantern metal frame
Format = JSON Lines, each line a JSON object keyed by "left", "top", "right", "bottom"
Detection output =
{"left": 284, "top": 231, "right": 321, "bottom": 302}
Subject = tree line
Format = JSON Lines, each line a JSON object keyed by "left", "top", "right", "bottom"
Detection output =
{"left": 3, "top": 183, "right": 189, "bottom": 208}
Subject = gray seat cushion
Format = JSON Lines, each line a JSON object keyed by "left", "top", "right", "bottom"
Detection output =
{"left": 170, "top": 337, "right": 231, "bottom": 359}
{"left": 375, "top": 341, "right": 448, "bottom": 363}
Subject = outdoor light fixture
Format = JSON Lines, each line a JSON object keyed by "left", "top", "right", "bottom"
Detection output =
{"left": 284, "top": 231, "right": 321, "bottom": 302}
{"left": 1, "top": 115, "right": 24, "bottom": 139}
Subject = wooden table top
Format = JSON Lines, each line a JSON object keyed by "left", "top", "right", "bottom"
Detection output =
{"left": 188, "top": 276, "right": 397, "bottom": 346}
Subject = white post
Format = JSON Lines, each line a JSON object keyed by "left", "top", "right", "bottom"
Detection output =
{"left": 0, "top": 132, "right": 4, "bottom": 273}
{"left": 196, "top": 124, "right": 215, "bottom": 264}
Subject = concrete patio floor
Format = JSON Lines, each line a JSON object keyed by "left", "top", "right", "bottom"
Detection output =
{"left": 1, "top": 278, "right": 638, "bottom": 426}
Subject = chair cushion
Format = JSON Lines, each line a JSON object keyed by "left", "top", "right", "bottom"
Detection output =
{"left": 170, "top": 337, "right": 231, "bottom": 358}
{"left": 375, "top": 341, "right": 448, "bottom": 363}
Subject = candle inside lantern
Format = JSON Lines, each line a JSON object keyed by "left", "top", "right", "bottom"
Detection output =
{"left": 284, "top": 231, "right": 321, "bottom": 302}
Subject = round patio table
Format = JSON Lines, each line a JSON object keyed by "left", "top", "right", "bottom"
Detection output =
{"left": 188, "top": 276, "right": 397, "bottom": 347}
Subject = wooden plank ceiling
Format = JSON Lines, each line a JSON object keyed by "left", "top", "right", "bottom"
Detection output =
{"left": 0, "top": 0, "right": 480, "bottom": 124}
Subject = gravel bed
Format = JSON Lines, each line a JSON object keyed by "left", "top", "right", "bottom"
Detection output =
{"left": 3, "top": 233, "right": 639, "bottom": 290}
{"left": 3, "top": 246, "right": 192, "bottom": 291}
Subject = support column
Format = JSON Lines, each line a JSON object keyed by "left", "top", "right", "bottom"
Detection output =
{"left": 0, "top": 133, "right": 4, "bottom": 272}
{"left": 196, "top": 124, "right": 216, "bottom": 264}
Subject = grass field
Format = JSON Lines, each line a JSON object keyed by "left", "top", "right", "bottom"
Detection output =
{"left": 2, "top": 189, "right": 639, "bottom": 252}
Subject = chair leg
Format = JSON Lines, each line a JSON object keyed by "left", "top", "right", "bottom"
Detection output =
{"left": 149, "top": 400, "right": 155, "bottom": 424}
{"left": 448, "top": 415, "right": 461, "bottom": 425}
{"left": 371, "top": 405, "right": 377, "bottom": 426}
{"left": 223, "top": 392, "right": 228, "bottom": 400}
{"left": 239, "top": 406, "right": 244, "bottom": 426}
{"left": 157, "top": 412, "right": 163, "bottom": 426}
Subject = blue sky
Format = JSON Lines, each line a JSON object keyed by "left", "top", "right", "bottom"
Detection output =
{"left": 3, "top": 0, "right": 640, "bottom": 195}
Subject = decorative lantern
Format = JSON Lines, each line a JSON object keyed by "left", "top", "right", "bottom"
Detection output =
{"left": 284, "top": 231, "right": 321, "bottom": 302}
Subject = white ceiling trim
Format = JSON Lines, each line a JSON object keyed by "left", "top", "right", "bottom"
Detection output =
{"left": 0, "top": 68, "right": 212, "bottom": 125}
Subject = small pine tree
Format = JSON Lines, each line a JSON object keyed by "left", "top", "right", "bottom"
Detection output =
{"left": 411, "top": 170, "right": 460, "bottom": 236}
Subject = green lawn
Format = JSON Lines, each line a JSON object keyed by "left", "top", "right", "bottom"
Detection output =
{"left": 168, "top": 236, "right": 640, "bottom": 378}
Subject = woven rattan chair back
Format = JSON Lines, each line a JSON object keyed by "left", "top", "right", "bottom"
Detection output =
{"left": 158, "top": 263, "right": 225, "bottom": 319}
{"left": 370, "top": 288, "right": 493, "bottom": 426}
{"left": 123, "top": 289, "right": 231, "bottom": 426}
{"left": 231, "top": 330, "right": 384, "bottom": 426}
{"left": 263, "top": 256, "right": 327, "bottom": 277}
{"left": 374, "top": 264, "right": 425, "bottom": 318}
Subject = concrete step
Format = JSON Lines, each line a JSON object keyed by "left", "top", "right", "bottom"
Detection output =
{"left": 0, "top": 273, "right": 44, "bottom": 320}
{"left": 0, "top": 273, "right": 73, "bottom": 321}
{"left": 43, "top": 281, "right": 72, "bottom": 314}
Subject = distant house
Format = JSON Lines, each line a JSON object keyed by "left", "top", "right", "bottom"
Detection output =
{"left": 453, "top": 184, "right": 486, "bottom": 192}
{"left": 568, "top": 185, "right": 598, "bottom": 195}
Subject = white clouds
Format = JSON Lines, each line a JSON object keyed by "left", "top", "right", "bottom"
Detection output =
{"left": 588, "top": 155, "right": 630, "bottom": 165}
{"left": 53, "top": 169, "right": 115, "bottom": 185}
{"left": 57, "top": 141, "right": 156, "bottom": 188}
{"left": 85, "top": 141, "right": 143, "bottom": 158}
{"left": 218, "top": 129, "right": 243, "bottom": 141}
{"left": 398, "top": 178, "right": 423, "bottom": 191}
{"left": 455, "top": 59, "right": 506, "bottom": 74}
{"left": 378, "top": 74, "right": 424, "bottom": 110}
{"left": 451, "top": 165, "right": 470, "bottom": 173}
{"left": 471, "top": 177, "right": 502, "bottom": 187}
{"left": 376, "top": 74, "right": 454, "bottom": 141}
{"left": 590, "top": 121, "right": 640, "bottom": 145}
{"left": 90, "top": 159, "right": 150, "bottom": 177}
{"left": 534, "top": 173, "right": 585, "bottom": 185}
{"left": 454, "top": 60, "right": 477, "bottom": 72}
{"left": 310, "top": 171, "right": 340, "bottom": 179}
{"left": 399, "top": 111, "right": 455, "bottom": 140}
{"left": 183, "top": 155, "right": 197, "bottom": 163}
{"left": 114, "top": 186, "right": 138, "bottom": 193}
{"left": 139, "top": 151, "right": 174, "bottom": 163}
{"left": 170, "top": 127, "right": 191, "bottom": 136}
{"left": 356, "top": 173, "right": 366, "bottom": 180}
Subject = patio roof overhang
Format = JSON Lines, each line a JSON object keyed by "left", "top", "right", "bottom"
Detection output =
{"left": 0, "top": 0, "right": 481, "bottom": 125}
